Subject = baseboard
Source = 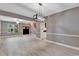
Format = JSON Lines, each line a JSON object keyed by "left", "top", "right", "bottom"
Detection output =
{"left": 44, "top": 40, "right": 79, "bottom": 51}
{"left": 47, "top": 33, "right": 79, "bottom": 37}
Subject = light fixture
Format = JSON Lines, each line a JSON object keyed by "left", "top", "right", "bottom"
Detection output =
{"left": 15, "top": 18, "right": 23, "bottom": 24}
{"left": 33, "top": 3, "right": 45, "bottom": 22}
{"left": 15, "top": 18, "right": 20, "bottom": 24}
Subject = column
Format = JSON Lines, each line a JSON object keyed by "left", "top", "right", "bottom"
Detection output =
{"left": 40, "top": 22, "right": 47, "bottom": 39}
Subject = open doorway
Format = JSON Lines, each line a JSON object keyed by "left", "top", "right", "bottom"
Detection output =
{"left": 23, "top": 26, "right": 29, "bottom": 35}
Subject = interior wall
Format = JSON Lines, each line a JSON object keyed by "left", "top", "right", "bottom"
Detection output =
{"left": 35, "top": 22, "right": 40, "bottom": 38}
{"left": 0, "top": 14, "right": 32, "bottom": 36}
{"left": 0, "top": 21, "right": 40, "bottom": 38}
{"left": 1, "top": 21, "right": 22, "bottom": 36}
{"left": 0, "top": 9, "right": 40, "bottom": 39}
{"left": 30, "top": 21, "right": 40, "bottom": 38}
{"left": 0, "top": 21, "right": 1, "bottom": 34}
{"left": 47, "top": 6, "right": 79, "bottom": 48}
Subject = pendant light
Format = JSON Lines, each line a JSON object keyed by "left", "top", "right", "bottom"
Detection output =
{"left": 33, "top": 3, "right": 45, "bottom": 22}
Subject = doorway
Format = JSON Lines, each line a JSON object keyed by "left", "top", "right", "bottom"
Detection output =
{"left": 23, "top": 26, "right": 29, "bottom": 35}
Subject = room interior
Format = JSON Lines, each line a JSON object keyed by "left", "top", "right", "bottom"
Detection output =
{"left": 0, "top": 3, "right": 79, "bottom": 56}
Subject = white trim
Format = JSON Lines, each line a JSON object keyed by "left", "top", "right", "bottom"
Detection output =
{"left": 36, "top": 32, "right": 79, "bottom": 51}
{"left": 45, "top": 40, "right": 79, "bottom": 51}
{"left": 35, "top": 32, "right": 79, "bottom": 37}
{"left": 47, "top": 33, "right": 79, "bottom": 37}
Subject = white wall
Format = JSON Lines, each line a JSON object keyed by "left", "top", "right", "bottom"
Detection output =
{"left": 0, "top": 21, "right": 1, "bottom": 33}
{"left": 40, "top": 22, "right": 47, "bottom": 39}
{"left": 47, "top": 6, "right": 79, "bottom": 48}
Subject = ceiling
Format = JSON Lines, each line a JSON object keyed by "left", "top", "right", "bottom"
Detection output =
{"left": 0, "top": 3, "right": 79, "bottom": 19}
{"left": 19, "top": 3, "right": 79, "bottom": 17}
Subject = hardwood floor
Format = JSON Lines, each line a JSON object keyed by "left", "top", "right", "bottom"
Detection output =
{"left": 0, "top": 35, "right": 79, "bottom": 56}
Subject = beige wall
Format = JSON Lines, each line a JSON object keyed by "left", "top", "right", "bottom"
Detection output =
{"left": 47, "top": 6, "right": 79, "bottom": 47}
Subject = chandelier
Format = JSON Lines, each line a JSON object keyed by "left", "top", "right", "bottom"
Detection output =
{"left": 33, "top": 3, "right": 45, "bottom": 22}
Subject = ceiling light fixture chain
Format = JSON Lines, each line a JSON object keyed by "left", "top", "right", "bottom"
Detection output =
{"left": 38, "top": 3, "right": 43, "bottom": 16}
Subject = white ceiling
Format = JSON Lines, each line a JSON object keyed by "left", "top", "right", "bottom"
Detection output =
{"left": 0, "top": 3, "right": 79, "bottom": 18}
{"left": 20, "top": 3, "right": 79, "bottom": 17}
